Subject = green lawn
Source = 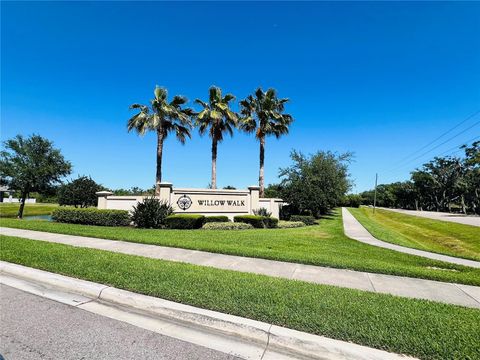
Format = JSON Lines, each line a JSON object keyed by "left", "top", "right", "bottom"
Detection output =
{"left": 0, "top": 203, "right": 58, "bottom": 218}
{"left": 349, "top": 207, "right": 480, "bottom": 261}
{"left": 1, "top": 235, "right": 479, "bottom": 360}
{"left": 1, "top": 210, "right": 479, "bottom": 285}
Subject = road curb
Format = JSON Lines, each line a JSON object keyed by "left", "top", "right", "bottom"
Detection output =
{"left": 0, "top": 261, "right": 416, "bottom": 360}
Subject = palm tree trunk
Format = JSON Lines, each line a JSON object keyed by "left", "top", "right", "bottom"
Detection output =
{"left": 259, "top": 136, "right": 265, "bottom": 197}
{"left": 211, "top": 138, "right": 218, "bottom": 189}
{"left": 155, "top": 129, "right": 165, "bottom": 196}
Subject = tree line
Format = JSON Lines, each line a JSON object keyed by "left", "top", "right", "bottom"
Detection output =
{"left": 360, "top": 141, "right": 480, "bottom": 214}
{"left": 127, "top": 86, "right": 294, "bottom": 197}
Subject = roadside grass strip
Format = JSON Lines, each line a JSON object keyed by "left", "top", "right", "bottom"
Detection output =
{"left": 0, "top": 203, "right": 58, "bottom": 218}
{"left": 349, "top": 208, "right": 480, "bottom": 261}
{"left": 1, "top": 235, "right": 480, "bottom": 360}
{"left": 1, "top": 211, "right": 480, "bottom": 286}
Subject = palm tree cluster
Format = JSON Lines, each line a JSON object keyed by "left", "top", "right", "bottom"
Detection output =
{"left": 127, "top": 86, "right": 294, "bottom": 197}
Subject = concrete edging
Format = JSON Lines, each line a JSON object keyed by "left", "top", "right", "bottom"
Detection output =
{"left": 0, "top": 261, "right": 416, "bottom": 360}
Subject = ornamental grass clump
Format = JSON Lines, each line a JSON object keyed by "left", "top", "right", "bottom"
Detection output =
{"left": 131, "top": 197, "right": 173, "bottom": 228}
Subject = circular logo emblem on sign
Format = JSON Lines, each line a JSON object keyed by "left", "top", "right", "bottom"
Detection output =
{"left": 177, "top": 194, "right": 192, "bottom": 211}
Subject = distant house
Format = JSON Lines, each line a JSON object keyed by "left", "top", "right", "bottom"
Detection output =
{"left": 0, "top": 185, "right": 13, "bottom": 202}
{"left": 0, "top": 186, "right": 36, "bottom": 204}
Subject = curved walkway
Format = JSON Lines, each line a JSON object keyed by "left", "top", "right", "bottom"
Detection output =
{"left": 1, "top": 226, "right": 480, "bottom": 308}
{"left": 342, "top": 208, "right": 480, "bottom": 268}
{"left": 379, "top": 207, "right": 480, "bottom": 227}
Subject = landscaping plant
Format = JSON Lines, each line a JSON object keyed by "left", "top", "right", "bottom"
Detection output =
{"left": 131, "top": 197, "right": 173, "bottom": 228}
{"left": 290, "top": 215, "right": 316, "bottom": 225}
{"left": 165, "top": 214, "right": 205, "bottom": 229}
{"left": 204, "top": 215, "right": 230, "bottom": 223}
{"left": 253, "top": 208, "right": 272, "bottom": 217}
{"left": 277, "top": 220, "right": 305, "bottom": 228}
{"left": 202, "top": 222, "right": 253, "bottom": 230}
{"left": 52, "top": 208, "right": 130, "bottom": 227}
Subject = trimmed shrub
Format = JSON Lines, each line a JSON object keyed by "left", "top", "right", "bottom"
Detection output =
{"left": 202, "top": 222, "right": 253, "bottom": 230}
{"left": 263, "top": 216, "right": 279, "bottom": 229}
{"left": 253, "top": 208, "right": 272, "bottom": 217}
{"left": 165, "top": 214, "right": 205, "bottom": 229}
{"left": 131, "top": 197, "right": 173, "bottom": 228}
{"left": 234, "top": 215, "right": 265, "bottom": 228}
{"left": 234, "top": 215, "right": 279, "bottom": 228}
{"left": 290, "top": 215, "right": 316, "bottom": 226}
{"left": 204, "top": 215, "right": 230, "bottom": 223}
{"left": 52, "top": 208, "right": 130, "bottom": 227}
{"left": 278, "top": 220, "right": 305, "bottom": 228}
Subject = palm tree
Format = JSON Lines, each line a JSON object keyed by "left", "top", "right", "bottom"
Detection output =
{"left": 240, "top": 88, "right": 293, "bottom": 197}
{"left": 127, "top": 86, "right": 193, "bottom": 195}
{"left": 195, "top": 86, "right": 238, "bottom": 189}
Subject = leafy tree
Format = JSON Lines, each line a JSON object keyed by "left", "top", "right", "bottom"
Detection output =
{"left": 195, "top": 86, "right": 238, "bottom": 189}
{"left": 128, "top": 86, "right": 193, "bottom": 195}
{"left": 0, "top": 134, "right": 72, "bottom": 218}
{"left": 58, "top": 176, "right": 103, "bottom": 208}
{"left": 240, "top": 88, "right": 293, "bottom": 197}
{"left": 358, "top": 141, "right": 479, "bottom": 214}
{"left": 415, "top": 156, "right": 463, "bottom": 212}
{"left": 460, "top": 141, "right": 480, "bottom": 214}
{"left": 279, "top": 150, "right": 352, "bottom": 216}
{"left": 223, "top": 185, "right": 236, "bottom": 190}
{"left": 264, "top": 183, "right": 284, "bottom": 198}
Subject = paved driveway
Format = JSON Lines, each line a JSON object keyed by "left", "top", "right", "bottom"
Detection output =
{"left": 380, "top": 208, "right": 480, "bottom": 227}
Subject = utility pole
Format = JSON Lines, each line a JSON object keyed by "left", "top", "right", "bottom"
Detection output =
{"left": 373, "top": 173, "right": 378, "bottom": 214}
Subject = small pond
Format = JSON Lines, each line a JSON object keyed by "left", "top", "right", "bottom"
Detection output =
{"left": 23, "top": 214, "right": 53, "bottom": 221}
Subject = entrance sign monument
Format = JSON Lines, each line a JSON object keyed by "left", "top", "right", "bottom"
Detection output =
{"left": 97, "top": 183, "right": 283, "bottom": 219}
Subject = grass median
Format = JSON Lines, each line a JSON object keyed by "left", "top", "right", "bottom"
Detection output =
{"left": 0, "top": 203, "right": 58, "bottom": 218}
{"left": 349, "top": 207, "right": 480, "bottom": 261}
{"left": 1, "top": 210, "right": 480, "bottom": 286}
{"left": 1, "top": 235, "right": 479, "bottom": 360}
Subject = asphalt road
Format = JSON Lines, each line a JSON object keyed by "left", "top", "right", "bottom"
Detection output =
{"left": 380, "top": 208, "right": 480, "bottom": 227}
{"left": 0, "top": 285, "right": 240, "bottom": 360}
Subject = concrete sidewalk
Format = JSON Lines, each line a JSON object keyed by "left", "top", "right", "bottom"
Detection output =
{"left": 342, "top": 208, "right": 480, "bottom": 268}
{"left": 379, "top": 207, "right": 480, "bottom": 227}
{"left": 1, "top": 226, "right": 480, "bottom": 308}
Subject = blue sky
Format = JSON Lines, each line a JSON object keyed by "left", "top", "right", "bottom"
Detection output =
{"left": 2, "top": 1, "right": 479, "bottom": 192}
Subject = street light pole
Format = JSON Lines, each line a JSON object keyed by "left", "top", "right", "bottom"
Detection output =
{"left": 373, "top": 173, "right": 378, "bottom": 214}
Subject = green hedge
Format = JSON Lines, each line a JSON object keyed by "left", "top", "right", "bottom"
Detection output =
{"left": 234, "top": 215, "right": 265, "bottom": 228}
{"left": 263, "top": 217, "right": 279, "bottom": 228}
{"left": 290, "top": 215, "right": 316, "bottom": 226}
{"left": 204, "top": 215, "right": 230, "bottom": 223}
{"left": 234, "top": 215, "right": 278, "bottom": 228}
{"left": 202, "top": 222, "right": 253, "bottom": 230}
{"left": 52, "top": 208, "right": 130, "bottom": 227}
{"left": 165, "top": 214, "right": 205, "bottom": 229}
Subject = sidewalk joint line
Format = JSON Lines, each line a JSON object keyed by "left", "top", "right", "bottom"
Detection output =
{"left": 453, "top": 284, "right": 480, "bottom": 306}
{"left": 366, "top": 273, "right": 377, "bottom": 292}
{"left": 260, "top": 324, "right": 273, "bottom": 360}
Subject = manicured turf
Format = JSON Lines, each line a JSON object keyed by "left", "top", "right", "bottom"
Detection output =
{"left": 0, "top": 203, "right": 58, "bottom": 218}
{"left": 1, "top": 235, "right": 479, "bottom": 360}
{"left": 1, "top": 211, "right": 479, "bottom": 285}
{"left": 349, "top": 207, "right": 480, "bottom": 261}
